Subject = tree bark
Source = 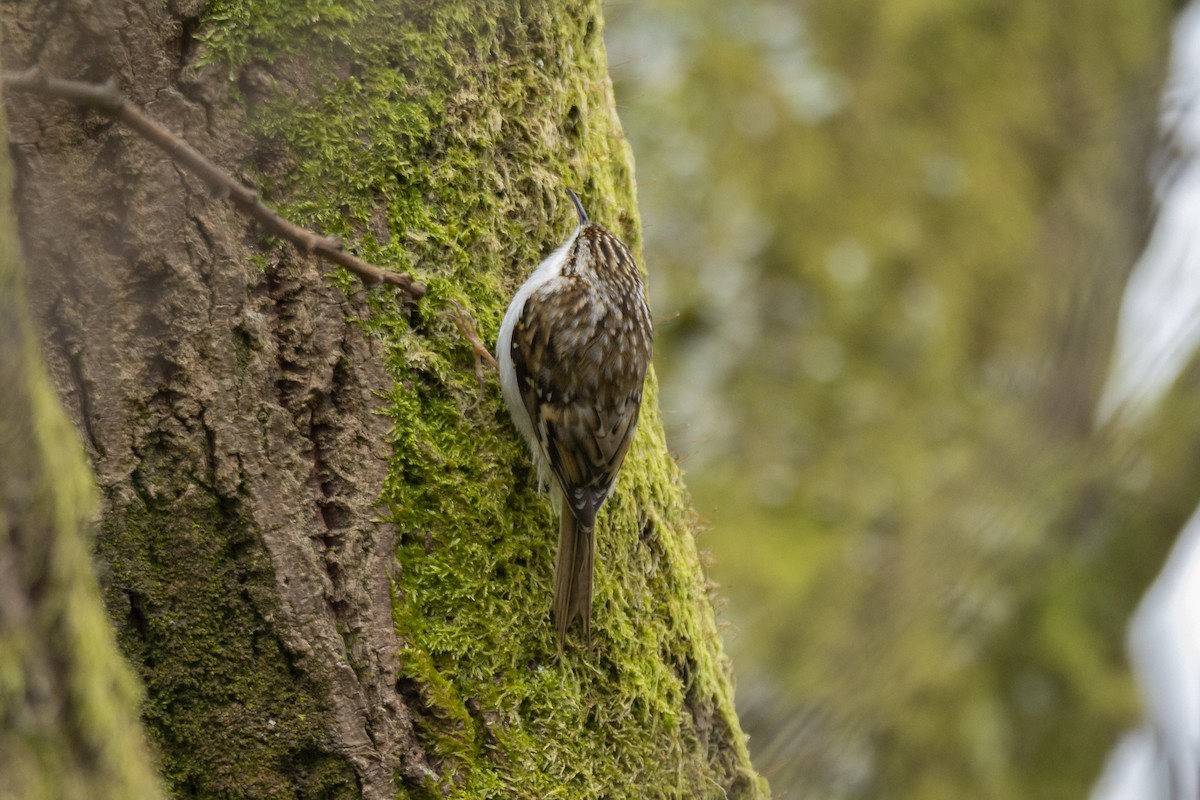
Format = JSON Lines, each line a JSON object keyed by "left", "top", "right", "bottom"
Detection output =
{"left": 2, "top": 1, "right": 766, "bottom": 798}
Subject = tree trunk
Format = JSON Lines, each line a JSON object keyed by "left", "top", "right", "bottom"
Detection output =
{"left": 1, "top": 1, "right": 766, "bottom": 797}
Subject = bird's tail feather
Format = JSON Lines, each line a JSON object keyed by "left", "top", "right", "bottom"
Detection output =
{"left": 553, "top": 510, "right": 594, "bottom": 645}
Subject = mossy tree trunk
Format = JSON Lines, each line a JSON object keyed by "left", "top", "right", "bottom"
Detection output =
{"left": 1, "top": 1, "right": 765, "bottom": 797}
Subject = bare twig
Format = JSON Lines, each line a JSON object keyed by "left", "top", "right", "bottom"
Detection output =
{"left": 449, "top": 301, "right": 497, "bottom": 404}
{"left": 450, "top": 302, "right": 498, "bottom": 369}
{"left": 2, "top": 67, "right": 425, "bottom": 299}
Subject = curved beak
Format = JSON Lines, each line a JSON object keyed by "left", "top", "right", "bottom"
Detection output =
{"left": 566, "top": 188, "right": 590, "bottom": 226}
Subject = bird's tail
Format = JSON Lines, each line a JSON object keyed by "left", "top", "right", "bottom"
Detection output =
{"left": 553, "top": 510, "right": 595, "bottom": 645}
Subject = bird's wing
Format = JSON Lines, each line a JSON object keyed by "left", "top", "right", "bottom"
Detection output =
{"left": 509, "top": 289, "right": 643, "bottom": 523}
{"left": 540, "top": 395, "right": 642, "bottom": 522}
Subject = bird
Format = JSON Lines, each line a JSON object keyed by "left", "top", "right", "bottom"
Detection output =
{"left": 496, "top": 189, "right": 653, "bottom": 644}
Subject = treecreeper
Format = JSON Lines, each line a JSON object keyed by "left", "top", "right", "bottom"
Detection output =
{"left": 497, "top": 190, "right": 654, "bottom": 645}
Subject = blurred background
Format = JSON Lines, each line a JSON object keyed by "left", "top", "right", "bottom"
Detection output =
{"left": 606, "top": 0, "right": 1200, "bottom": 797}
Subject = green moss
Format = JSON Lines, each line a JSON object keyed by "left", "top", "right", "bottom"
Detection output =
{"left": 197, "top": 0, "right": 766, "bottom": 796}
{"left": 382, "top": 370, "right": 755, "bottom": 797}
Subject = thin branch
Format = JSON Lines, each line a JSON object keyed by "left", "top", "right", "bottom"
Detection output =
{"left": 449, "top": 300, "right": 498, "bottom": 406}
{"left": 450, "top": 302, "right": 498, "bottom": 370}
{"left": 2, "top": 67, "right": 425, "bottom": 299}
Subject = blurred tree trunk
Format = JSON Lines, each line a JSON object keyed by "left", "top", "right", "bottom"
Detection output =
{"left": 0, "top": 43, "right": 166, "bottom": 800}
{"left": 1, "top": 1, "right": 766, "bottom": 798}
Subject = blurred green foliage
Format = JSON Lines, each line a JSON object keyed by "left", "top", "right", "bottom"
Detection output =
{"left": 0, "top": 76, "right": 166, "bottom": 800}
{"left": 608, "top": 0, "right": 1193, "bottom": 796}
